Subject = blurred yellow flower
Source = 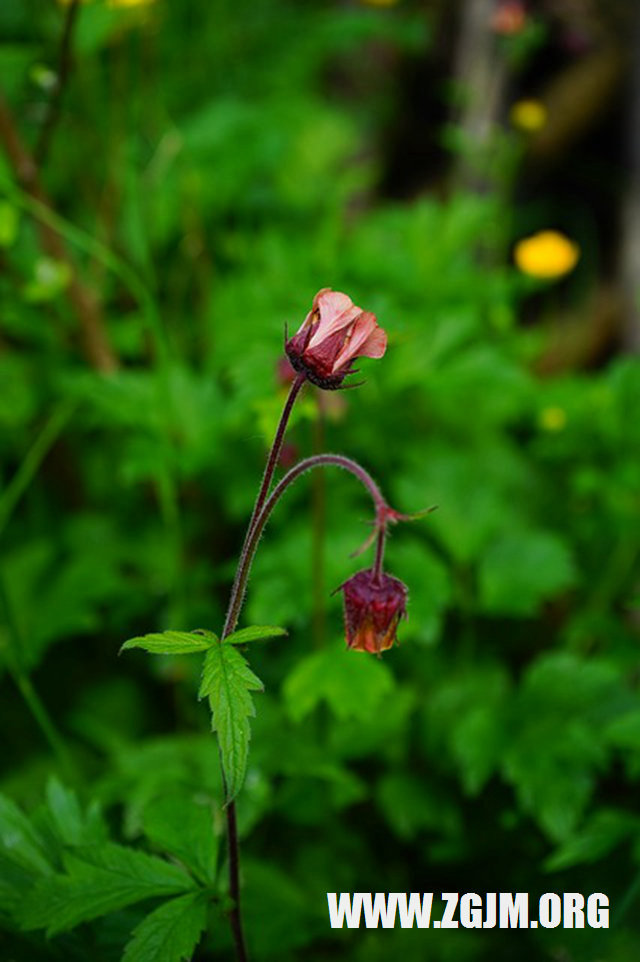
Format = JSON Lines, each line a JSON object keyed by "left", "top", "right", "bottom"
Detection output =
{"left": 510, "top": 99, "right": 547, "bottom": 133}
{"left": 539, "top": 407, "right": 567, "bottom": 432}
{"left": 514, "top": 230, "right": 580, "bottom": 279}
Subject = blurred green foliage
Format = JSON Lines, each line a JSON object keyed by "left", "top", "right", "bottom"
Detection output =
{"left": 0, "top": 1, "right": 639, "bottom": 960}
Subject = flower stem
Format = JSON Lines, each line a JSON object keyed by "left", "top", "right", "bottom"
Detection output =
{"left": 221, "top": 373, "right": 305, "bottom": 640}
{"left": 311, "top": 409, "right": 326, "bottom": 647}
{"left": 221, "top": 453, "right": 388, "bottom": 960}
{"left": 227, "top": 454, "right": 387, "bottom": 631}
{"left": 372, "top": 524, "right": 386, "bottom": 584}
{"left": 221, "top": 372, "right": 304, "bottom": 962}
{"left": 226, "top": 798, "right": 247, "bottom": 962}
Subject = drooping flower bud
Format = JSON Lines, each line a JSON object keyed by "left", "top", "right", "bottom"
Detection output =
{"left": 338, "top": 568, "right": 408, "bottom": 654}
{"left": 285, "top": 288, "right": 387, "bottom": 390}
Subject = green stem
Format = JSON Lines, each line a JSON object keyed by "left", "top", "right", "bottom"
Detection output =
{"left": 0, "top": 571, "right": 79, "bottom": 785}
{"left": 0, "top": 399, "right": 76, "bottom": 536}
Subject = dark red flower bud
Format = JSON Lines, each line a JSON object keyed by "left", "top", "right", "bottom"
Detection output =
{"left": 338, "top": 568, "right": 408, "bottom": 654}
{"left": 286, "top": 288, "right": 387, "bottom": 390}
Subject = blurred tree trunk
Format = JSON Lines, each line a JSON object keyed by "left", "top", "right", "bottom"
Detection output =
{"left": 453, "top": 0, "right": 507, "bottom": 188}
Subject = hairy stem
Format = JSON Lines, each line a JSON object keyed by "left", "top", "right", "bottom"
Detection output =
{"left": 311, "top": 408, "right": 327, "bottom": 647}
{"left": 226, "top": 454, "right": 387, "bottom": 644}
{"left": 225, "top": 799, "right": 247, "bottom": 962}
{"left": 221, "top": 372, "right": 304, "bottom": 962}
{"left": 221, "top": 454, "right": 386, "bottom": 961}
{"left": 221, "top": 374, "right": 305, "bottom": 639}
{"left": 372, "top": 525, "right": 386, "bottom": 584}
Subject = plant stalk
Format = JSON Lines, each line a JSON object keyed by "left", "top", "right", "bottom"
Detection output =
{"left": 221, "top": 374, "right": 305, "bottom": 640}
{"left": 228, "top": 454, "right": 387, "bottom": 641}
{"left": 220, "top": 372, "right": 304, "bottom": 962}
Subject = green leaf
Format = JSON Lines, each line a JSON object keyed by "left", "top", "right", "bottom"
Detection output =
{"left": 199, "top": 643, "right": 264, "bottom": 801}
{"left": 479, "top": 529, "right": 577, "bottom": 616}
{"left": 0, "top": 854, "right": 35, "bottom": 915}
{"left": 503, "top": 654, "right": 621, "bottom": 840}
{"left": 45, "top": 777, "right": 106, "bottom": 848}
{"left": 377, "top": 773, "right": 461, "bottom": 842}
{"left": 0, "top": 794, "right": 52, "bottom": 875}
{"left": 142, "top": 793, "right": 217, "bottom": 884}
{"left": 224, "top": 625, "right": 287, "bottom": 645}
{"left": 120, "top": 630, "right": 218, "bottom": 656}
{"left": 19, "top": 842, "right": 195, "bottom": 935}
{"left": 122, "top": 892, "right": 207, "bottom": 962}
{"left": 45, "top": 777, "right": 84, "bottom": 848}
{"left": 545, "top": 809, "right": 640, "bottom": 871}
{"left": 282, "top": 643, "right": 394, "bottom": 723}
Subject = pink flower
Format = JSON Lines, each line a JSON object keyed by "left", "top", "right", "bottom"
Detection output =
{"left": 338, "top": 568, "right": 408, "bottom": 654}
{"left": 285, "top": 288, "right": 387, "bottom": 390}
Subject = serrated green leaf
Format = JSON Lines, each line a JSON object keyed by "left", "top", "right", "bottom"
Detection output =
{"left": 19, "top": 842, "right": 195, "bottom": 935}
{"left": 142, "top": 793, "right": 217, "bottom": 884}
{"left": 122, "top": 892, "right": 207, "bottom": 962}
{"left": 120, "top": 630, "right": 218, "bottom": 656}
{"left": 199, "top": 643, "right": 264, "bottom": 800}
{"left": 0, "top": 794, "right": 52, "bottom": 876}
{"left": 224, "top": 624, "right": 288, "bottom": 645}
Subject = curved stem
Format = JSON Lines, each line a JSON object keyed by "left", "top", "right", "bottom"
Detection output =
{"left": 224, "top": 454, "right": 387, "bottom": 642}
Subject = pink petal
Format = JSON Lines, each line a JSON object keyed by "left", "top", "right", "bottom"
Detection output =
{"left": 331, "top": 312, "right": 386, "bottom": 371}
{"left": 307, "top": 290, "right": 360, "bottom": 348}
{"left": 358, "top": 324, "right": 387, "bottom": 359}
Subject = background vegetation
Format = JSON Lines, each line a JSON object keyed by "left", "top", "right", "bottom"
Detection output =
{"left": 0, "top": 0, "right": 639, "bottom": 959}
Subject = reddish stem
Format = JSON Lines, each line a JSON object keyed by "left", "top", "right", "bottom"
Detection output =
{"left": 221, "top": 403, "right": 389, "bottom": 962}
{"left": 227, "top": 454, "right": 388, "bottom": 629}
{"left": 221, "top": 373, "right": 304, "bottom": 962}
{"left": 372, "top": 524, "right": 386, "bottom": 584}
{"left": 221, "top": 373, "right": 304, "bottom": 640}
